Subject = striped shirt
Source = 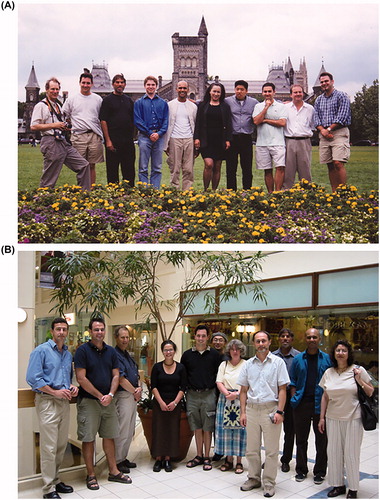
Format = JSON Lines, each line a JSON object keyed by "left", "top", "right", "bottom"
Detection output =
{"left": 314, "top": 89, "right": 351, "bottom": 128}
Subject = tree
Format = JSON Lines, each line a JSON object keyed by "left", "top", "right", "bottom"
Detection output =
{"left": 18, "top": 101, "right": 26, "bottom": 119}
{"left": 47, "top": 251, "right": 267, "bottom": 342}
{"left": 350, "top": 80, "right": 379, "bottom": 143}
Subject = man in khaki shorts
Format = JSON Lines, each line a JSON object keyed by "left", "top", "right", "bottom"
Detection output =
{"left": 180, "top": 324, "right": 222, "bottom": 471}
{"left": 74, "top": 317, "right": 132, "bottom": 490}
{"left": 253, "top": 83, "right": 287, "bottom": 192}
{"left": 314, "top": 72, "right": 351, "bottom": 191}
{"left": 62, "top": 71, "right": 104, "bottom": 186}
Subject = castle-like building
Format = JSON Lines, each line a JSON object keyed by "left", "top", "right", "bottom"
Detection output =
{"left": 20, "top": 17, "right": 325, "bottom": 137}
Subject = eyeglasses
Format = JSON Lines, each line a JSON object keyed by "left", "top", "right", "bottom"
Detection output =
{"left": 163, "top": 349, "right": 174, "bottom": 353}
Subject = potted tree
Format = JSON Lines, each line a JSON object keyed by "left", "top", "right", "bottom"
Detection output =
{"left": 47, "top": 251, "right": 266, "bottom": 458}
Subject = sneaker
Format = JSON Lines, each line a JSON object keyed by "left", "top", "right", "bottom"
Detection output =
{"left": 314, "top": 475, "right": 325, "bottom": 485}
{"left": 281, "top": 463, "right": 290, "bottom": 473}
{"left": 295, "top": 473, "right": 307, "bottom": 482}
{"left": 264, "top": 487, "right": 275, "bottom": 497}
{"left": 240, "top": 478, "right": 262, "bottom": 491}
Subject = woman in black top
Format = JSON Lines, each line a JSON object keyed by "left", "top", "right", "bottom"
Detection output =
{"left": 194, "top": 82, "right": 232, "bottom": 190}
{"left": 150, "top": 340, "right": 187, "bottom": 472}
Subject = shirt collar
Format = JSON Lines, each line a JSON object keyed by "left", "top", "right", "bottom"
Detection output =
{"left": 89, "top": 340, "right": 107, "bottom": 352}
{"left": 191, "top": 346, "right": 211, "bottom": 353}
{"left": 252, "top": 351, "right": 273, "bottom": 363}
{"left": 48, "top": 338, "right": 68, "bottom": 351}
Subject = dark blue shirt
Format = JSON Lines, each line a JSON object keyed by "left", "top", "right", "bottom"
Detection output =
{"left": 115, "top": 346, "right": 139, "bottom": 391}
{"left": 74, "top": 341, "right": 119, "bottom": 399}
{"left": 134, "top": 94, "right": 169, "bottom": 137}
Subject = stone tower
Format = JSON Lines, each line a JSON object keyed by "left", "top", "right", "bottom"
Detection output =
{"left": 23, "top": 64, "right": 40, "bottom": 135}
{"left": 171, "top": 17, "right": 208, "bottom": 101}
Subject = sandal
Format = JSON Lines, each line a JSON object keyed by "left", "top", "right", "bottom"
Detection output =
{"left": 203, "top": 457, "right": 212, "bottom": 471}
{"left": 220, "top": 460, "right": 234, "bottom": 472}
{"left": 186, "top": 455, "right": 204, "bottom": 468}
{"left": 108, "top": 472, "right": 132, "bottom": 484}
{"left": 235, "top": 463, "right": 244, "bottom": 474}
{"left": 86, "top": 475, "right": 99, "bottom": 490}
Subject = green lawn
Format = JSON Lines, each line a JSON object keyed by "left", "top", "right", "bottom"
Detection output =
{"left": 18, "top": 145, "right": 378, "bottom": 193}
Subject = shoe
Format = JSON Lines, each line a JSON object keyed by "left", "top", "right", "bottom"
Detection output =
{"left": 43, "top": 493, "right": 61, "bottom": 499}
{"left": 295, "top": 473, "right": 307, "bottom": 482}
{"left": 240, "top": 478, "right": 262, "bottom": 491}
{"left": 123, "top": 458, "right": 137, "bottom": 468}
{"left": 163, "top": 460, "right": 172, "bottom": 472}
{"left": 346, "top": 491, "right": 357, "bottom": 499}
{"left": 212, "top": 453, "right": 223, "bottom": 461}
{"left": 86, "top": 475, "right": 99, "bottom": 491}
{"left": 116, "top": 462, "right": 130, "bottom": 473}
{"left": 55, "top": 482, "right": 73, "bottom": 494}
{"left": 153, "top": 459, "right": 162, "bottom": 472}
{"left": 327, "top": 486, "right": 346, "bottom": 497}
{"left": 281, "top": 463, "right": 290, "bottom": 473}
{"left": 108, "top": 472, "right": 132, "bottom": 484}
{"left": 264, "top": 487, "right": 275, "bottom": 497}
{"left": 314, "top": 475, "right": 325, "bottom": 485}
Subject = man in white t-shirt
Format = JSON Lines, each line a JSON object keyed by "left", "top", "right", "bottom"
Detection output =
{"left": 163, "top": 81, "right": 198, "bottom": 190}
{"left": 62, "top": 71, "right": 104, "bottom": 186}
{"left": 253, "top": 83, "right": 287, "bottom": 193}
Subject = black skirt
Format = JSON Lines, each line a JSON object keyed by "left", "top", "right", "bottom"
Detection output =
{"left": 151, "top": 397, "right": 182, "bottom": 458}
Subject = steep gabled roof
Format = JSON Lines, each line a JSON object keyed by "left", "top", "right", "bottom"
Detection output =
{"left": 25, "top": 64, "right": 40, "bottom": 89}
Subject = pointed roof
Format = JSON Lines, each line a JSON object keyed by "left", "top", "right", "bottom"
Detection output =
{"left": 198, "top": 16, "right": 208, "bottom": 36}
{"left": 313, "top": 61, "right": 327, "bottom": 88}
{"left": 25, "top": 64, "right": 40, "bottom": 90}
{"left": 284, "top": 56, "right": 293, "bottom": 75}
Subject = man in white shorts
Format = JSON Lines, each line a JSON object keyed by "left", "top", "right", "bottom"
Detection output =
{"left": 253, "top": 83, "right": 287, "bottom": 192}
{"left": 62, "top": 71, "right": 104, "bottom": 186}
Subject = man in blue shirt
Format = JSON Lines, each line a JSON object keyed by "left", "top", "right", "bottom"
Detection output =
{"left": 314, "top": 72, "right": 351, "bottom": 191}
{"left": 74, "top": 318, "right": 132, "bottom": 490}
{"left": 26, "top": 317, "right": 78, "bottom": 499}
{"left": 113, "top": 326, "right": 142, "bottom": 473}
{"left": 289, "top": 328, "right": 332, "bottom": 485}
{"left": 134, "top": 76, "right": 169, "bottom": 188}
{"left": 272, "top": 328, "right": 300, "bottom": 473}
{"left": 225, "top": 80, "right": 258, "bottom": 190}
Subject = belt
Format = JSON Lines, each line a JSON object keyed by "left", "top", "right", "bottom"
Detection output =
{"left": 189, "top": 387, "right": 213, "bottom": 392}
{"left": 285, "top": 136, "right": 310, "bottom": 140}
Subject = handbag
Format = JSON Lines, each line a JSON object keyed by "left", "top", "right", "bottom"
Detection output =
{"left": 223, "top": 398, "right": 242, "bottom": 428}
{"left": 355, "top": 378, "right": 378, "bottom": 431}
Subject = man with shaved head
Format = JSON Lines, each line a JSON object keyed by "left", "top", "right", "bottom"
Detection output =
{"left": 163, "top": 80, "right": 198, "bottom": 190}
{"left": 289, "top": 328, "right": 332, "bottom": 485}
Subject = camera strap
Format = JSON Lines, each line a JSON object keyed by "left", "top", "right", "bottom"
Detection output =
{"left": 43, "top": 97, "right": 63, "bottom": 123}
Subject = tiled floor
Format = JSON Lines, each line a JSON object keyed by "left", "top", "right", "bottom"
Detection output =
{"left": 19, "top": 424, "right": 378, "bottom": 499}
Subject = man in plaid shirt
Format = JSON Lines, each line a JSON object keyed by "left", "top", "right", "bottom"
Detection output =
{"left": 314, "top": 72, "right": 351, "bottom": 191}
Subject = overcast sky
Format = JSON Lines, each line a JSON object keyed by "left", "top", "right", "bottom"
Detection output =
{"left": 18, "top": 2, "right": 379, "bottom": 101}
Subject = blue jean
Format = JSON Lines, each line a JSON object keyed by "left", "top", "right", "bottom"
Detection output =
{"left": 138, "top": 134, "right": 164, "bottom": 188}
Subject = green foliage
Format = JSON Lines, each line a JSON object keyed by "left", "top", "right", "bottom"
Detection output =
{"left": 47, "top": 251, "right": 266, "bottom": 342}
{"left": 350, "top": 80, "right": 379, "bottom": 143}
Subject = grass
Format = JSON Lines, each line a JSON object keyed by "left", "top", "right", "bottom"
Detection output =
{"left": 18, "top": 145, "right": 378, "bottom": 193}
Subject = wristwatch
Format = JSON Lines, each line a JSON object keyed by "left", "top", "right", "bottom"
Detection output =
{"left": 108, "top": 392, "right": 114, "bottom": 398}
{"left": 276, "top": 410, "right": 284, "bottom": 416}
{"left": 327, "top": 127, "right": 332, "bottom": 132}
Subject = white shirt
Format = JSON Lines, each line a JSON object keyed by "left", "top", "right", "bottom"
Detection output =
{"left": 252, "top": 100, "right": 287, "bottom": 147}
{"left": 237, "top": 352, "right": 289, "bottom": 404}
{"left": 319, "top": 365, "right": 371, "bottom": 420}
{"left": 216, "top": 359, "right": 246, "bottom": 390}
{"left": 284, "top": 101, "right": 315, "bottom": 138}
{"left": 62, "top": 93, "right": 103, "bottom": 137}
{"left": 171, "top": 101, "right": 193, "bottom": 138}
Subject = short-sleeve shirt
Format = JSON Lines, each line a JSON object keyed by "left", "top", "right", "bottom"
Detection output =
{"left": 319, "top": 365, "right": 371, "bottom": 420}
{"left": 30, "top": 100, "right": 61, "bottom": 136}
{"left": 253, "top": 100, "right": 287, "bottom": 146}
{"left": 237, "top": 352, "right": 290, "bottom": 404}
{"left": 216, "top": 359, "right": 246, "bottom": 390}
{"left": 99, "top": 93, "right": 135, "bottom": 142}
{"left": 74, "top": 341, "right": 119, "bottom": 399}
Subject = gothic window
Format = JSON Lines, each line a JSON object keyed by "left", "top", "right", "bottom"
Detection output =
{"left": 192, "top": 58, "right": 197, "bottom": 68}
{"left": 180, "top": 58, "right": 185, "bottom": 68}
{"left": 186, "top": 57, "right": 191, "bottom": 67}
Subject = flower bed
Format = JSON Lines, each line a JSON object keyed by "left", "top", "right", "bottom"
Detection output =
{"left": 18, "top": 181, "right": 378, "bottom": 243}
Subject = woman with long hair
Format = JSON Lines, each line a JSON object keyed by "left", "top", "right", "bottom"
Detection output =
{"left": 318, "top": 340, "right": 374, "bottom": 499}
{"left": 194, "top": 82, "right": 232, "bottom": 190}
{"left": 150, "top": 340, "right": 187, "bottom": 472}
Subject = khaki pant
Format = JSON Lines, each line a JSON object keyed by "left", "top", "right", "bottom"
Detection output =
{"left": 166, "top": 137, "right": 194, "bottom": 190}
{"left": 35, "top": 393, "right": 70, "bottom": 495}
{"left": 114, "top": 391, "right": 137, "bottom": 464}
{"left": 246, "top": 402, "right": 282, "bottom": 489}
{"left": 284, "top": 137, "right": 312, "bottom": 189}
